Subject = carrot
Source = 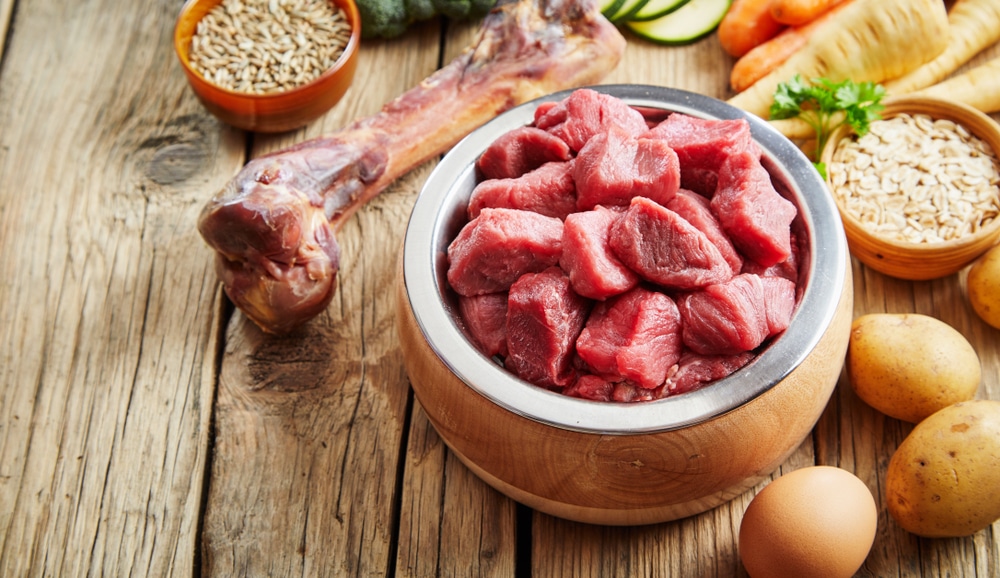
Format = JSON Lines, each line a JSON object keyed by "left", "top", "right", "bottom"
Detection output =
{"left": 729, "top": 0, "right": 854, "bottom": 93}
{"left": 913, "top": 56, "right": 1000, "bottom": 114}
{"left": 883, "top": 0, "right": 1000, "bottom": 95}
{"left": 769, "top": 0, "right": 845, "bottom": 27}
{"left": 718, "top": 0, "right": 786, "bottom": 58}
{"left": 727, "top": 0, "right": 950, "bottom": 119}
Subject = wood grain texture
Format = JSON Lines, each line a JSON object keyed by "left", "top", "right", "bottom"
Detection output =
{"left": 0, "top": 0, "right": 229, "bottom": 575}
{"left": 198, "top": 25, "right": 443, "bottom": 576}
{"left": 1, "top": 0, "right": 998, "bottom": 576}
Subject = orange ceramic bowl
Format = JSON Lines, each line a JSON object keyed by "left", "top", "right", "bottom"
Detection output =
{"left": 174, "top": 0, "right": 360, "bottom": 133}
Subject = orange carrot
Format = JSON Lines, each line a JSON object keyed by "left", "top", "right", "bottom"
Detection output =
{"left": 718, "top": 0, "right": 787, "bottom": 58}
{"left": 730, "top": 0, "right": 854, "bottom": 93}
{"left": 728, "top": 0, "right": 949, "bottom": 119}
{"left": 769, "top": 0, "right": 845, "bottom": 27}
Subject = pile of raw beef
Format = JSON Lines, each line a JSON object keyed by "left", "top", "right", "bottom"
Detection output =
{"left": 446, "top": 89, "right": 802, "bottom": 403}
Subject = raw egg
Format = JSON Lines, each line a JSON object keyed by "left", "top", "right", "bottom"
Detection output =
{"left": 738, "top": 466, "right": 877, "bottom": 578}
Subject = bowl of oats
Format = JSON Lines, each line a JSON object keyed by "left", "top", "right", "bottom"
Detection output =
{"left": 174, "top": 0, "right": 360, "bottom": 133}
{"left": 821, "top": 95, "right": 1000, "bottom": 280}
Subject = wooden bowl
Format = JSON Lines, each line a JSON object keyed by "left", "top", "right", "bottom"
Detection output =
{"left": 820, "top": 96, "right": 1000, "bottom": 280}
{"left": 397, "top": 85, "right": 853, "bottom": 526}
{"left": 174, "top": 0, "right": 360, "bottom": 133}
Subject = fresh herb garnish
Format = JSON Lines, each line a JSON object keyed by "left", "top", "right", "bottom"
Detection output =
{"left": 770, "top": 75, "right": 886, "bottom": 178}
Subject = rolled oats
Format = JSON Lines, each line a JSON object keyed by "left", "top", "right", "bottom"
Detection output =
{"left": 828, "top": 113, "right": 1000, "bottom": 244}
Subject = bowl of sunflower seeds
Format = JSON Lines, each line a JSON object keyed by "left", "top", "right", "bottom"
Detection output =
{"left": 174, "top": 0, "right": 360, "bottom": 132}
{"left": 821, "top": 95, "right": 1000, "bottom": 280}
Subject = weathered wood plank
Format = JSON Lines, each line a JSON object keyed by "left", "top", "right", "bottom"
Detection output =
{"left": 199, "top": 24, "right": 444, "bottom": 576}
{"left": 0, "top": 0, "right": 228, "bottom": 575}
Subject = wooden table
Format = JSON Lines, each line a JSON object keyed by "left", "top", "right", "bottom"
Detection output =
{"left": 1, "top": 0, "right": 998, "bottom": 575}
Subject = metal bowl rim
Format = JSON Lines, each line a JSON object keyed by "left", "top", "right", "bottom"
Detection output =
{"left": 402, "top": 84, "right": 847, "bottom": 434}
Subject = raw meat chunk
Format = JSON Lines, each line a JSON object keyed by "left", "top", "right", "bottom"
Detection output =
{"left": 458, "top": 292, "right": 509, "bottom": 358}
{"left": 476, "top": 126, "right": 573, "bottom": 180}
{"left": 741, "top": 232, "right": 802, "bottom": 283}
{"left": 563, "top": 375, "right": 658, "bottom": 403}
{"left": 576, "top": 286, "right": 682, "bottom": 389}
{"left": 711, "top": 151, "right": 796, "bottom": 268}
{"left": 506, "top": 267, "right": 591, "bottom": 387}
{"left": 573, "top": 127, "right": 681, "bottom": 210}
{"left": 563, "top": 374, "right": 616, "bottom": 401}
{"left": 678, "top": 273, "right": 769, "bottom": 355}
{"left": 560, "top": 205, "right": 639, "bottom": 300}
{"left": 468, "top": 160, "right": 577, "bottom": 220}
{"left": 666, "top": 189, "right": 743, "bottom": 273}
{"left": 646, "top": 113, "right": 758, "bottom": 195}
{"left": 609, "top": 197, "right": 733, "bottom": 290}
{"left": 447, "top": 208, "right": 564, "bottom": 296}
{"left": 663, "top": 351, "right": 756, "bottom": 396}
{"left": 534, "top": 88, "right": 648, "bottom": 152}
{"left": 760, "top": 275, "right": 796, "bottom": 335}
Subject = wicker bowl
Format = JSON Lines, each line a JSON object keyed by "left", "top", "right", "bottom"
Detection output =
{"left": 174, "top": 0, "right": 360, "bottom": 133}
{"left": 396, "top": 85, "right": 853, "bottom": 526}
{"left": 820, "top": 96, "right": 1000, "bottom": 280}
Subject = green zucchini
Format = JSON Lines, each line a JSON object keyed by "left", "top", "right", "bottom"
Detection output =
{"left": 608, "top": 0, "right": 652, "bottom": 23}
{"left": 626, "top": 0, "right": 731, "bottom": 45}
{"left": 600, "top": 0, "right": 627, "bottom": 18}
{"left": 628, "top": 0, "right": 691, "bottom": 23}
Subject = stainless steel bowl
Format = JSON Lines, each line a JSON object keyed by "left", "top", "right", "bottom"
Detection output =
{"left": 397, "top": 85, "right": 853, "bottom": 524}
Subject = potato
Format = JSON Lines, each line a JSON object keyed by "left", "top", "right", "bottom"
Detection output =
{"left": 967, "top": 243, "right": 1000, "bottom": 329}
{"left": 886, "top": 400, "right": 1000, "bottom": 538}
{"left": 847, "top": 314, "right": 980, "bottom": 424}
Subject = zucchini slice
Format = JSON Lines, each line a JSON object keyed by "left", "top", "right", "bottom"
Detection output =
{"left": 608, "top": 0, "right": 652, "bottom": 22}
{"left": 628, "top": 0, "right": 691, "bottom": 22}
{"left": 600, "top": 0, "right": 627, "bottom": 18}
{"left": 626, "top": 0, "right": 732, "bottom": 45}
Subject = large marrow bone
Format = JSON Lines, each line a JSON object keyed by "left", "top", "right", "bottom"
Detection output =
{"left": 197, "top": 0, "right": 625, "bottom": 334}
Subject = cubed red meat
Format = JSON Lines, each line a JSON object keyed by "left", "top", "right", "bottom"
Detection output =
{"left": 563, "top": 374, "right": 616, "bottom": 401}
{"left": 534, "top": 88, "right": 648, "bottom": 152}
{"left": 468, "top": 160, "right": 577, "bottom": 220}
{"left": 506, "top": 267, "right": 591, "bottom": 388}
{"left": 760, "top": 275, "right": 796, "bottom": 335}
{"left": 573, "top": 127, "right": 681, "bottom": 210}
{"left": 575, "top": 286, "right": 682, "bottom": 389}
{"left": 662, "top": 351, "right": 756, "bottom": 396}
{"left": 646, "top": 113, "right": 759, "bottom": 196}
{"left": 741, "top": 232, "right": 801, "bottom": 283}
{"left": 609, "top": 196, "right": 733, "bottom": 290}
{"left": 476, "top": 125, "right": 573, "bottom": 180}
{"left": 560, "top": 205, "right": 639, "bottom": 300}
{"left": 447, "top": 208, "right": 564, "bottom": 296}
{"left": 666, "top": 188, "right": 743, "bottom": 273}
{"left": 711, "top": 151, "right": 797, "bottom": 268}
{"left": 678, "top": 273, "right": 769, "bottom": 355}
{"left": 458, "top": 292, "right": 509, "bottom": 358}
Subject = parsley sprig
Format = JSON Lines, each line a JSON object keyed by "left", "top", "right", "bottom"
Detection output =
{"left": 769, "top": 75, "right": 886, "bottom": 178}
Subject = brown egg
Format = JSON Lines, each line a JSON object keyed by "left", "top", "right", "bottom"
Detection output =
{"left": 739, "top": 466, "right": 878, "bottom": 578}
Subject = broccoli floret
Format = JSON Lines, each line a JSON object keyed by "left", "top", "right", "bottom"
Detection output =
{"left": 356, "top": 0, "right": 410, "bottom": 39}
{"left": 469, "top": 0, "right": 495, "bottom": 18}
{"left": 430, "top": 0, "right": 472, "bottom": 19}
{"left": 405, "top": 0, "right": 437, "bottom": 23}
{"left": 355, "top": 0, "right": 496, "bottom": 39}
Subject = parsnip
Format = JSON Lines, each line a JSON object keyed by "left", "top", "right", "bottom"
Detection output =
{"left": 883, "top": 0, "right": 1000, "bottom": 95}
{"left": 727, "top": 0, "right": 950, "bottom": 119}
{"left": 913, "top": 55, "right": 1000, "bottom": 113}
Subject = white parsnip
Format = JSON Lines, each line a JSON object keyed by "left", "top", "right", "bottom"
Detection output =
{"left": 913, "top": 56, "right": 1000, "bottom": 114}
{"left": 883, "top": 0, "right": 1000, "bottom": 95}
{"left": 728, "top": 0, "right": 950, "bottom": 119}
